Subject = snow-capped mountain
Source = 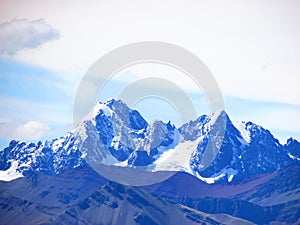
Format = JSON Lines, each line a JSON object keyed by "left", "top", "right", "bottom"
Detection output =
{"left": 0, "top": 99, "right": 299, "bottom": 184}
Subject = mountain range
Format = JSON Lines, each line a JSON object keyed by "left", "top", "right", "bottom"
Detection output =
{"left": 0, "top": 99, "right": 299, "bottom": 224}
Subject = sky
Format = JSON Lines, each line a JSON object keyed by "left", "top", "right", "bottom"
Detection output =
{"left": 0, "top": 0, "right": 300, "bottom": 148}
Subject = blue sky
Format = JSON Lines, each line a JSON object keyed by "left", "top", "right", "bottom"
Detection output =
{"left": 0, "top": 0, "right": 300, "bottom": 148}
{"left": 0, "top": 59, "right": 70, "bottom": 103}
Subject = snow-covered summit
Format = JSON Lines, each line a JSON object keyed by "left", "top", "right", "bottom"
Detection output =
{"left": 0, "top": 99, "right": 299, "bottom": 184}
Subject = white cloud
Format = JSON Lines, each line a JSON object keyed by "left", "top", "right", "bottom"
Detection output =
{"left": 1, "top": 0, "right": 298, "bottom": 107}
{"left": 0, "top": 18, "right": 59, "bottom": 55}
{"left": 0, "top": 96, "right": 73, "bottom": 142}
{"left": 0, "top": 0, "right": 299, "bottom": 142}
{"left": 0, "top": 120, "right": 50, "bottom": 141}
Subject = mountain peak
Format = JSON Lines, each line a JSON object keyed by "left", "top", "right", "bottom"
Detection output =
{"left": 233, "top": 121, "right": 251, "bottom": 143}
{"left": 286, "top": 137, "right": 299, "bottom": 145}
{"left": 209, "top": 109, "right": 229, "bottom": 131}
{"left": 105, "top": 98, "right": 126, "bottom": 109}
{"left": 210, "top": 109, "right": 227, "bottom": 123}
{"left": 1, "top": 99, "right": 299, "bottom": 185}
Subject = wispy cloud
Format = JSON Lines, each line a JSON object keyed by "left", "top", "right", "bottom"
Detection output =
{"left": 0, "top": 18, "right": 59, "bottom": 56}
{"left": 0, "top": 120, "right": 49, "bottom": 141}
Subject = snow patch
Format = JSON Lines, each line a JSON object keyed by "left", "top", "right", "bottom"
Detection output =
{"left": 94, "top": 103, "right": 112, "bottom": 117}
{"left": 81, "top": 151, "right": 87, "bottom": 158}
{"left": 153, "top": 136, "right": 202, "bottom": 173}
{"left": 197, "top": 168, "right": 238, "bottom": 184}
{"left": 0, "top": 161, "right": 23, "bottom": 182}
{"left": 114, "top": 160, "right": 128, "bottom": 167}
{"left": 287, "top": 153, "right": 300, "bottom": 161}
{"left": 53, "top": 138, "right": 64, "bottom": 153}
{"left": 234, "top": 121, "right": 250, "bottom": 143}
{"left": 228, "top": 174, "right": 235, "bottom": 182}
{"left": 197, "top": 172, "right": 226, "bottom": 184}
{"left": 80, "top": 102, "right": 113, "bottom": 126}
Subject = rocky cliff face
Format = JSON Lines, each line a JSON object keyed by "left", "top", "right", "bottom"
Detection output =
{"left": 0, "top": 99, "right": 299, "bottom": 184}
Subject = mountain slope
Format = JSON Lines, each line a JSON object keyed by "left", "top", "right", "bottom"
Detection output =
{"left": 0, "top": 167, "right": 256, "bottom": 225}
{"left": 143, "top": 164, "right": 300, "bottom": 225}
{"left": 1, "top": 163, "right": 298, "bottom": 224}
